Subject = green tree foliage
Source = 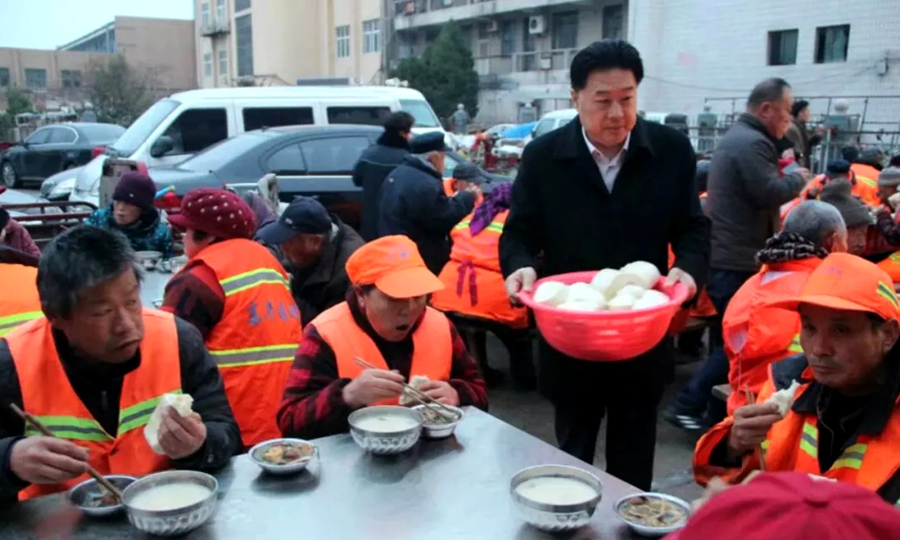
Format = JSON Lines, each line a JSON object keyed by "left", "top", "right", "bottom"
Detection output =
{"left": 391, "top": 21, "right": 479, "bottom": 122}
{"left": 0, "top": 86, "right": 35, "bottom": 135}
{"left": 89, "top": 55, "right": 155, "bottom": 127}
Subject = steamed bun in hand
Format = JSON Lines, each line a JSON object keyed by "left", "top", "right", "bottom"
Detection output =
{"left": 620, "top": 261, "right": 661, "bottom": 289}
{"left": 534, "top": 281, "right": 569, "bottom": 306}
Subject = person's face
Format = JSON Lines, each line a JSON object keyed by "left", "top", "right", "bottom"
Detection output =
{"left": 401, "top": 130, "right": 412, "bottom": 141}
{"left": 572, "top": 68, "right": 638, "bottom": 150}
{"left": 183, "top": 229, "right": 216, "bottom": 259}
{"left": 825, "top": 228, "right": 849, "bottom": 254}
{"left": 355, "top": 286, "right": 428, "bottom": 342}
{"left": 758, "top": 88, "right": 794, "bottom": 139}
{"left": 50, "top": 267, "right": 144, "bottom": 364}
{"left": 281, "top": 234, "right": 326, "bottom": 270}
{"left": 846, "top": 225, "right": 868, "bottom": 255}
{"left": 429, "top": 152, "right": 446, "bottom": 175}
{"left": 798, "top": 106, "right": 811, "bottom": 123}
{"left": 455, "top": 179, "right": 474, "bottom": 192}
{"left": 799, "top": 305, "right": 899, "bottom": 394}
{"left": 112, "top": 200, "right": 142, "bottom": 226}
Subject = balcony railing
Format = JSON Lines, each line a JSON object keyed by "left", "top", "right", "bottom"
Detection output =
{"left": 200, "top": 20, "right": 230, "bottom": 37}
{"left": 474, "top": 49, "right": 578, "bottom": 76}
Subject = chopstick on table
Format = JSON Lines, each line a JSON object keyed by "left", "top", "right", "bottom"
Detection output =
{"left": 743, "top": 386, "right": 767, "bottom": 472}
{"left": 353, "top": 357, "right": 458, "bottom": 421}
{"left": 9, "top": 403, "right": 124, "bottom": 502}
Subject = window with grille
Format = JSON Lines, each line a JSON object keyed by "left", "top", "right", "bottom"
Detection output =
{"left": 768, "top": 29, "right": 798, "bottom": 65}
{"left": 218, "top": 50, "right": 228, "bottom": 77}
{"left": 602, "top": 5, "right": 624, "bottom": 40}
{"left": 216, "top": 0, "right": 226, "bottom": 22}
{"left": 815, "top": 25, "right": 849, "bottom": 63}
{"left": 61, "top": 70, "right": 82, "bottom": 88}
{"left": 25, "top": 68, "right": 46, "bottom": 90}
{"left": 236, "top": 14, "right": 254, "bottom": 76}
{"left": 0, "top": 68, "right": 9, "bottom": 87}
{"left": 200, "top": 3, "right": 210, "bottom": 27}
{"left": 336, "top": 25, "right": 351, "bottom": 58}
{"left": 500, "top": 20, "right": 516, "bottom": 56}
{"left": 234, "top": 0, "right": 250, "bottom": 12}
{"left": 551, "top": 12, "right": 578, "bottom": 50}
{"left": 203, "top": 53, "right": 213, "bottom": 77}
{"left": 363, "top": 20, "right": 380, "bottom": 54}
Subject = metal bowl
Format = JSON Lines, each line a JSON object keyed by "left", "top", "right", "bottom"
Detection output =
{"left": 614, "top": 492, "right": 691, "bottom": 537}
{"left": 348, "top": 405, "right": 423, "bottom": 455}
{"left": 249, "top": 438, "right": 318, "bottom": 475}
{"left": 411, "top": 404, "right": 463, "bottom": 439}
{"left": 510, "top": 465, "right": 603, "bottom": 532}
{"left": 122, "top": 470, "right": 218, "bottom": 537}
{"left": 135, "top": 250, "right": 163, "bottom": 270}
{"left": 68, "top": 475, "right": 136, "bottom": 517}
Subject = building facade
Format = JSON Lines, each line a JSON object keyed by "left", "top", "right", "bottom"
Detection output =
{"left": 194, "top": 0, "right": 384, "bottom": 89}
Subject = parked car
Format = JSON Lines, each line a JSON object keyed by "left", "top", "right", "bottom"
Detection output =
{"left": 1, "top": 123, "right": 125, "bottom": 188}
{"left": 524, "top": 109, "right": 578, "bottom": 146}
{"left": 147, "top": 125, "right": 509, "bottom": 231}
{"left": 40, "top": 165, "right": 84, "bottom": 202}
{"left": 70, "top": 85, "right": 448, "bottom": 206}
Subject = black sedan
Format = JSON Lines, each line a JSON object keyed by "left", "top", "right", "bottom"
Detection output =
{"left": 1, "top": 122, "right": 125, "bottom": 188}
{"left": 150, "top": 125, "right": 509, "bottom": 231}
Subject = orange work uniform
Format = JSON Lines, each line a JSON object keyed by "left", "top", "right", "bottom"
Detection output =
{"left": 0, "top": 263, "right": 42, "bottom": 338}
{"left": 187, "top": 238, "right": 302, "bottom": 447}
{"left": 432, "top": 210, "right": 528, "bottom": 328}
{"left": 694, "top": 360, "right": 900, "bottom": 502}
{"left": 721, "top": 258, "right": 821, "bottom": 413}
{"left": 8, "top": 309, "right": 179, "bottom": 500}
{"left": 313, "top": 302, "right": 452, "bottom": 406}
{"left": 877, "top": 252, "right": 900, "bottom": 285}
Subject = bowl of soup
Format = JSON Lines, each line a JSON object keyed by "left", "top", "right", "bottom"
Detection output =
{"left": 348, "top": 405, "right": 423, "bottom": 454}
{"left": 510, "top": 465, "right": 604, "bottom": 532}
{"left": 122, "top": 470, "right": 218, "bottom": 537}
{"left": 68, "top": 475, "right": 135, "bottom": 517}
{"left": 614, "top": 492, "right": 690, "bottom": 537}
{"left": 249, "top": 438, "right": 318, "bottom": 475}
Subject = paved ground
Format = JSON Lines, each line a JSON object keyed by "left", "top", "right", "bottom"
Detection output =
{"left": 483, "top": 334, "right": 706, "bottom": 502}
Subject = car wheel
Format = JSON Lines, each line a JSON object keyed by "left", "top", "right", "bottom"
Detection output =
{"left": 1, "top": 161, "right": 20, "bottom": 188}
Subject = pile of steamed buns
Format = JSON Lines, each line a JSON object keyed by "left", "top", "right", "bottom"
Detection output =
{"left": 532, "top": 261, "right": 671, "bottom": 313}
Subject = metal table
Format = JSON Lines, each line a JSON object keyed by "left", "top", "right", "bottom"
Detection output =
{"left": 2, "top": 409, "right": 646, "bottom": 540}
{"left": 140, "top": 269, "right": 175, "bottom": 308}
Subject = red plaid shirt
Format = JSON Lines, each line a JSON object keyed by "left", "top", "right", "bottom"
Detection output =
{"left": 277, "top": 295, "right": 488, "bottom": 439}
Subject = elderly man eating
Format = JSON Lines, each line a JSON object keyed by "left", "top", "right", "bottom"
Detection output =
{"left": 0, "top": 226, "right": 239, "bottom": 505}
{"left": 278, "top": 235, "right": 488, "bottom": 439}
{"left": 694, "top": 253, "right": 900, "bottom": 503}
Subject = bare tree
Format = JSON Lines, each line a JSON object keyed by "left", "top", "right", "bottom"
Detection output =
{"left": 87, "top": 55, "right": 158, "bottom": 126}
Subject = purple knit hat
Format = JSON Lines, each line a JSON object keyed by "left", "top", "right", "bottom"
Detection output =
{"left": 112, "top": 171, "right": 156, "bottom": 211}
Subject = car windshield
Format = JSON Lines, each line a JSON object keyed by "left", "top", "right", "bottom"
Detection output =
{"left": 178, "top": 132, "right": 272, "bottom": 172}
{"left": 110, "top": 99, "right": 180, "bottom": 156}
{"left": 532, "top": 119, "right": 558, "bottom": 138}
{"left": 79, "top": 124, "right": 126, "bottom": 144}
{"left": 400, "top": 99, "right": 441, "bottom": 128}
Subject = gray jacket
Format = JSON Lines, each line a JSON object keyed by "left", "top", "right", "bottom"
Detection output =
{"left": 707, "top": 114, "right": 806, "bottom": 272}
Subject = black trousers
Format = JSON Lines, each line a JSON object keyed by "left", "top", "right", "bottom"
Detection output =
{"left": 542, "top": 339, "right": 671, "bottom": 491}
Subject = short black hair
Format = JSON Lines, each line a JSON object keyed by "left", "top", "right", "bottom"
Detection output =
{"left": 38, "top": 226, "right": 140, "bottom": 319}
{"left": 747, "top": 78, "right": 791, "bottom": 110}
{"left": 383, "top": 111, "right": 415, "bottom": 134}
{"left": 842, "top": 146, "right": 860, "bottom": 163}
{"left": 891, "top": 155, "right": 900, "bottom": 168}
{"left": 791, "top": 99, "right": 810, "bottom": 118}
{"left": 570, "top": 40, "right": 644, "bottom": 91}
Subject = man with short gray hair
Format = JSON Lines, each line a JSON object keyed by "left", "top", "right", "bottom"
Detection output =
{"left": 0, "top": 226, "right": 240, "bottom": 506}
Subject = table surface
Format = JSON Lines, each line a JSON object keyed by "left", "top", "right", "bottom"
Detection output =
{"left": 140, "top": 269, "right": 174, "bottom": 308}
{"left": 2, "top": 409, "right": 649, "bottom": 540}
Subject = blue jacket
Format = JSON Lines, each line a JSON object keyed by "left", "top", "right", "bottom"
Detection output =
{"left": 85, "top": 206, "right": 173, "bottom": 257}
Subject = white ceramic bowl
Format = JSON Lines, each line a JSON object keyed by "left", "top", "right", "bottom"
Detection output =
{"left": 411, "top": 404, "right": 463, "bottom": 439}
{"left": 348, "top": 405, "right": 422, "bottom": 454}
{"left": 249, "top": 438, "right": 318, "bottom": 475}
{"left": 510, "top": 465, "right": 603, "bottom": 532}
{"left": 614, "top": 492, "right": 690, "bottom": 537}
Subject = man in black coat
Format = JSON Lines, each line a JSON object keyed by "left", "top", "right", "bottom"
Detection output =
{"left": 377, "top": 132, "right": 478, "bottom": 274}
{"left": 499, "top": 40, "right": 710, "bottom": 491}
{"left": 352, "top": 112, "right": 415, "bottom": 240}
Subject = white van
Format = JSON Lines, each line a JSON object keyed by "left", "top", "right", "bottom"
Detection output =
{"left": 70, "top": 86, "right": 445, "bottom": 204}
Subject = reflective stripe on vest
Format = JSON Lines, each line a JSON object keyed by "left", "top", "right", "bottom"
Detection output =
{"left": 26, "top": 415, "right": 112, "bottom": 442}
{"left": 857, "top": 175, "right": 877, "bottom": 188}
{"left": 787, "top": 334, "right": 803, "bottom": 353}
{"left": 800, "top": 421, "right": 819, "bottom": 459}
{"left": 832, "top": 443, "right": 868, "bottom": 471}
{"left": 453, "top": 219, "right": 504, "bottom": 234}
{"left": 0, "top": 311, "right": 42, "bottom": 337}
{"left": 210, "top": 344, "right": 298, "bottom": 368}
{"left": 877, "top": 281, "right": 899, "bottom": 308}
{"left": 220, "top": 268, "right": 290, "bottom": 297}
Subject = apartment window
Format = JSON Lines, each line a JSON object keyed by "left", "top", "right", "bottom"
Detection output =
{"left": 200, "top": 2, "right": 210, "bottom": 27}
{"left": 61, "top": 70, "right": 82, "bottom": 88}
{"left": 552, "top": 12, "right": 578, "bottom": 50}
{"left": 500, "top": 20, "right": 516, "bottom": 56}
{"left": 25, "top": 68, "right": 46, "bottom": 90}
{"left": 815, "top": 25, "right": 849, "bottom": 64}
{"left": 234, "top": 0, "right": 251, "bottom": 12}
{"left": 336, "top": 25, "right": 351, "bottom": 58}
{"left": 203, "top": 53, "right": 213, "bottom": 77}
{"left": 218, "top": 50, "right": 228, "bottom": 77}
{"left": 243, "top": 107, "right": 314, "bottom": 130}
{"left": 602, "top": 5, "right": 624, "bottom": 40}
{"left": 0, "top": 67, "right": 9, "bottom": 87}
{"left": 363, "top": 20, "right": 380, "bottom": 54}
{"left": 216, "top": 0, "right": 226, "bottom": 22}
{"left": 521, "top": 18, "right": 536, "bottom": 71}
{"left": 768, "top": 29, "right": 798, "bottom": 66}
{"left": 236, "top": 14, "right": 254, "bottom": 76}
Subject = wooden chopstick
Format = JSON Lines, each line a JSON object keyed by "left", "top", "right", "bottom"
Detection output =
{"left": 9, "top": 403, "right": 124, "bottom": 501}
{"left": 353, "top": 356, "right": 458, "bottom": 421}
{"left": 743, "top": 386, "right": 767, "bottom": 472}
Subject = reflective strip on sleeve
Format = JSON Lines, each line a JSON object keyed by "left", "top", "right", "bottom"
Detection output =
{"left": 209, "top": 344, "right": 298, "bottom": 368}
{"left": 452, "top": 219, "right": 504, "bottom": 233}
{"left": 761, "top": 439, "right": 771, "bottom": 451}
{"left": 26, "top": 415, "right": 112, "bottom": 442}
{"left": 800, "top": 421, "right": 819, "bottom": 459}
{"left": 830, "top": 443, "right": 867, "bottom": 471}
{"left": 0, "top": 311, "right": 43, "bottom": 337}
{"left": 454, "top": 220, "right": 471, "bottom": 230}
{"left": 787, "top": 334, "right": 803, "bottom": 353}
{"left": 117, "top": 390, "right": 182, "bottom": 435}
{"left": 877, "top": 282, "right": 899, "bottom": 308}
{"left": 219, "top": 269, "right": 289, "bottom": 297}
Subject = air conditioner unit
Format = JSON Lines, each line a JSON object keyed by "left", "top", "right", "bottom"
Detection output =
{"left": 484, "top": 20, "right": 499, "bottom": 33}
{"left": 528, "top": 15, "right": 547, "bottom": 35}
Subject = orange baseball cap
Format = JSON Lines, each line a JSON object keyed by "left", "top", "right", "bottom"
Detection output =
{"left": 770, "top": 252, "right": 900, "bottom": 321}
{"left": 345, "top": 235, "right": 444, "bottom": 299}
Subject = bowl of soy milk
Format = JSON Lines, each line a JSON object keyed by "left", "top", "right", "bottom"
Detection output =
{"left": 510, "top": 465, "right": 604, "bottom": 532}
{"left": 122, "top": 470, "right": 219, "bottom": 536}
{"left": 348, "top": 405, "right": 423, "bottom": 454}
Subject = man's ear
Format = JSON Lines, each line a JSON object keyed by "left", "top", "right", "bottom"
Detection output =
{"left": 879, "top": 319, "right": 900, "bottom": 356}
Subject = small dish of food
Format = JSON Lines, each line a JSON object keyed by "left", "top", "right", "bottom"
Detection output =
{"left": 614, "top": 492, "right": 690, "bottom": 537}
{"left": 68, "top": 475, "right": 135, "bottom": 517}
{"left": 348, "top": 405, "right": 422, "bottom": 454}
{"left": 249, "top": 438, "right": 318, "bottom": 475}
{"left": 135, "top": 251, "right": 163, "bottom": 270}
{"left": 411, "top": 404, "right": 463, "bottom": 439}
{"left": 510, "top": 465, "right": 603, "bottom": 532}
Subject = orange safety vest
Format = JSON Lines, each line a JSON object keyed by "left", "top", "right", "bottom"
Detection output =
{"left": 312, "top": 302, "right": 452, "bottom": 406}
{"left": 695, "top": 364, "right": 900, "bottom": 499}
{"left": 9, "top": 309, "right": 179, "bottom": 500}
{"left": 432, "top": 210, "right": 528, "bottom": 328}
{"left": 877, "top": 252, "right": 900, "bottom": 284}
{"left": 722, "top": 258, "right": 821, "bottom": 414}
{"left": 851, "top": 163, "right": 883, "bottom": 204}
{"left": 188, "top": 238, "right": 302, "bottom": 447}
{"left": 0, "top": 263, "right": 42, "bottom": 338}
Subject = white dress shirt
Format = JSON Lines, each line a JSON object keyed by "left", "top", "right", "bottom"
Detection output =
{"left": 582, "top": 127, "right": 630, "bottom": 193}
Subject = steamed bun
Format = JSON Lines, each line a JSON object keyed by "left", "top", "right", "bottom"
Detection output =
{"left": 534, "top": 281, "right": 569, "bottom": 306}
{"left": 620, "top": 261, "right": 662, "bottom": 289}
{"left": 400, "top": 375, "right": 430, "bottom": 406}
{"left": 590, "top": 269, "right": 620, "bottom": 294}
{"left": 617, "top": 284, "right": 647, "bottom": 300}
{"left": 567, "top": 282, "right": 607, "bottom": 305}
{"left": 607, "top": 294, "right": 636, "bottom": 311}
{"left": 144, "top": 393, "right": 194, "bottom": 455}
{"left": 633, "top": 289, "right": 671, "bottom": 310}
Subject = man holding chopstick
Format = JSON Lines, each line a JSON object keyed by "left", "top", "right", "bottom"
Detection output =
{"left": 278, "top": 235, "right": 488, "bottom": 440}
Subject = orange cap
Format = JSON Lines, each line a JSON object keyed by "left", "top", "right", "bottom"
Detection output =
{"left": 770, "top": 252, "right": 900, "bottom": 321}
{"left": 345, "top": 235, "right": 444, "bottom": 298}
